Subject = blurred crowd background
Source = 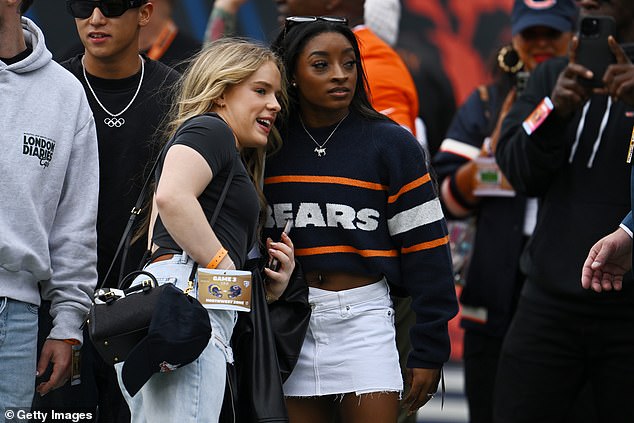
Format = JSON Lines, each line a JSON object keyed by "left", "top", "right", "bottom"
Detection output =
{"left": 26, "top": 0, "right": 513, "bottom": 166}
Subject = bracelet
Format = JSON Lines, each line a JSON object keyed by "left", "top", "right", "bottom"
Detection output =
{"left": 522, "top": 96, "right": 554, "bottom": 135}
{"left": 62, "top": 339, "right": 80, "bottom": 345}
{"left": 206, "top": 247, "right": 228, "bottom": 269}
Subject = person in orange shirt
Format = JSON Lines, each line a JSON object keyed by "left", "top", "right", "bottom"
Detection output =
{"left": 354, "top": 23, "right": 419, "bottom": 135}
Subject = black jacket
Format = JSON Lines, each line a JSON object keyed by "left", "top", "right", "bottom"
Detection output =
{"left": 496, "top": 55, "right": 634, "bottom": 316}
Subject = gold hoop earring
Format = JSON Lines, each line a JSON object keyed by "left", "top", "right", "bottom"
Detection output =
{"left": 497, "top": 45, "right": 523, "bottom": 74}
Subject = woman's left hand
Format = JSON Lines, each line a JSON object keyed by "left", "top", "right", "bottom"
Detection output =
{"left": 263, "top": 232, "right": 295, "bottom": 301}
{"left": 402, "top": 367, "right": 441, "bottom": 416}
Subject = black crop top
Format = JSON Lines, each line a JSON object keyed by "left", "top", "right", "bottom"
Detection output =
{"left": 152, "top": 113, "right": 259, "bottom": 269}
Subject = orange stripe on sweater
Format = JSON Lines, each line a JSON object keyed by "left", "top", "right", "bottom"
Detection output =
{"left": 295, "top": 245, "right": 399, "bottom": 257}
{"left": 401, "top": 235, "right": 449, "bottom": 254}
{"left": 264, "top": 175, "right": 388, "bottom": 191}
{"left": 387, "top": 173, "right": 431, "bottom": 203}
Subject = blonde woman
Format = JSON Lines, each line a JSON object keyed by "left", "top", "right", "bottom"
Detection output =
{"left": 115, "top": 38, "right": 294, "bottom": 422}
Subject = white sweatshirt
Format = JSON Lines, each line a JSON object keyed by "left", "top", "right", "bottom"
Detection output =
{"left": 0, "top": 17, "right": 99, "bottom": 343}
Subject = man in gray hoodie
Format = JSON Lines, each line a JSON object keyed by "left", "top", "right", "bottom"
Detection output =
{"left": 0, "top": 0, "right": 99, "bottom": 414}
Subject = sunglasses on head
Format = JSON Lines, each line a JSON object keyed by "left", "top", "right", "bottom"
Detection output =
{"left": 66, "top": 0, "right": 145, "bottom": 19}
{"left": 284, "top": 16, "right": 348, "bottom": 35}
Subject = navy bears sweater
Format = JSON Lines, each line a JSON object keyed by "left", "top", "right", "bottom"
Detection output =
{"left": 263, "top": 111, "right": 458, "bottom": 369}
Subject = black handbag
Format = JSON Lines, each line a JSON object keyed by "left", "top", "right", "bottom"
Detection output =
{"left": 86, "top": 118, "right": 235, "bottom": 366}
{"left": 84, "top": 152, "right": 165, "bottom": 366}
{"left": 221, "top": 258, "right": 311, "bottom": 423}
{"left": 86, "top": 271, "right": 163, "bottom": 365}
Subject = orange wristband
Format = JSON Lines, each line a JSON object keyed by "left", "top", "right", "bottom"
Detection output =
{"left": 206, "top": 247, "right": 228, "bottom": 269}
{"left": 63, "top": 339, "right": 80, "bottom": 346}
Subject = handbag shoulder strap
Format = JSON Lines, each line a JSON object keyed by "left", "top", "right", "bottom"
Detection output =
{"left": 100, "top": 152, "right": 162, "bottom": 291}
{"left": 185, "top": 157, "right": 236, "bottom": 283}
{"left": 210, "top": 157, "right": 236, "bottom": 229}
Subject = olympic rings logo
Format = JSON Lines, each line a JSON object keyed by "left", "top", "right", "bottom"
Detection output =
{"left": 104, "top": 117, "right": 125, "bottom": 128}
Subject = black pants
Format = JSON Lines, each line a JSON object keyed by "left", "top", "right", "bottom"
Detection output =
{"left": 493, "top": 295, "right": 634, "bottom": 423}
{"left": 463, "top": 331, "right": 503, "bottom": 423}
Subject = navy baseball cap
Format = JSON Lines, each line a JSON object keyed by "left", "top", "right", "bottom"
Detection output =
{"left": 121, "top": 283, "right": 212, "bottom": 396}
{"left": 511, "top": 0, "right": 578, "bottom": 35}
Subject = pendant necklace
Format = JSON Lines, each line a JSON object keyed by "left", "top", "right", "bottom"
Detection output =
{"left": 81, "top": 55, "right": 145, "bottom": 128}
{"left": 299, "top": 112, "right": 349, "bottom": 157}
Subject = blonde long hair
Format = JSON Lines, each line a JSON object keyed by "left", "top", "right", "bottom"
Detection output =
{"left": 135, "top": 39, "right": 286, "bottom": 246}
{"left": 164, "top": 38, "right": 287, "bottom": 225}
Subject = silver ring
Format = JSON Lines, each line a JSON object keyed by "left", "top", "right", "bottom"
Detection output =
{"left": 426, "top": 393, "right": 435, "bottom": 398}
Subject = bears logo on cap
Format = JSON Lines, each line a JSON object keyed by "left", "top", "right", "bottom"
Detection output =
{"left": 524, "top": 0, "right": 557, "bottom": 9}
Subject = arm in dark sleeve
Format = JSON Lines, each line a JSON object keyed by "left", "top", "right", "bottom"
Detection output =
{"left": 495, "top": 59, "right": 572, "bottom": 197}
{"left": 384, "top": 131, "right": 459, "bottom": 368}
{"left": 433, "top": 89, "right": 491, "bottom": 217}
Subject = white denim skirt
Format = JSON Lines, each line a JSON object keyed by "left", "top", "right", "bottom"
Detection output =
{"left": 283, "top": 278, "right": 403, "bottom": 397}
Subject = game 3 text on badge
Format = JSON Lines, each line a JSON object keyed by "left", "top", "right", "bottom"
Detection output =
{"left": 212, "top": 276, "right": 237, "bottom": 282}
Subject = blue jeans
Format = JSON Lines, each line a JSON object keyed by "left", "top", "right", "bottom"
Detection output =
{"left": 115, "top": 252, "right": 236, "bottom": 423}
{"left": 0, "top": 297, "right": 39, "bottom": 415}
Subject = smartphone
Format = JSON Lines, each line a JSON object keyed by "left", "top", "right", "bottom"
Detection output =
{"left": 576, "top": 15, "right": 617, "bottom": 88}
{"left": 267, "top": 219, "right": 293, "bottom": 272}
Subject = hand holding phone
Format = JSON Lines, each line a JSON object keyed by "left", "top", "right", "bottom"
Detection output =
{"left": 267, "top": 219, "right": 293, "bottom": 272}
{"left": 575, "top": 16, "right": 617, "bottom": 88}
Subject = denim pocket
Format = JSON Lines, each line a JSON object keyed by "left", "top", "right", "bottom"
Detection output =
{"left": 26, "top": 303, "right": 39, "bottom": 315}
{"left": 144, "top": 260, "right": 194, "bottom": 293}
{"left": 155, "top": 277, "right": 177, "bottom": 286}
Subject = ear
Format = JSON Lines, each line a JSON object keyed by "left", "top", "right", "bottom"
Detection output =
{"left": 138, "top": 2, "right": 154, "bottom": 27}
{"left": 216, "top": 93, "right": 226, "bottom": 107}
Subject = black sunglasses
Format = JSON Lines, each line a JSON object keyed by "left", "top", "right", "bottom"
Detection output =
{"left": 66, "top": 0, "right": 145, "bottom": 19}
{"left": 284, "top": 16, "right": 348, "bottom": 35}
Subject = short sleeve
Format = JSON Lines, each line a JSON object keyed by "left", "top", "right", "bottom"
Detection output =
{"left": 172, "top": 114, "right": 236, "bottom": 175}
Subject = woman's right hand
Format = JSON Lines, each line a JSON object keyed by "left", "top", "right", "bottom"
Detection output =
{"left": 551, "top": 37, "right": 592, "bottom": 118}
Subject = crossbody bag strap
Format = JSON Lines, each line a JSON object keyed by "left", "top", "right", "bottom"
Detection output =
{"left": 210, "top": 157, "right": 236, "bottom": 229}
{"left": 187, "top": 156, "right": 236, "bottom": 282}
